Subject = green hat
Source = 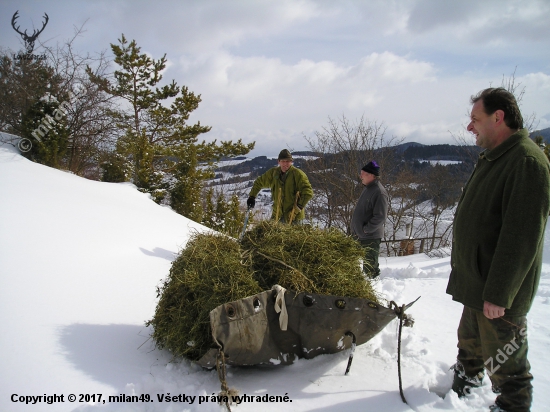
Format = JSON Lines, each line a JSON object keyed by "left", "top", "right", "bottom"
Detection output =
{"left": 278, "top": 149, "right": 293, "bottom": 161}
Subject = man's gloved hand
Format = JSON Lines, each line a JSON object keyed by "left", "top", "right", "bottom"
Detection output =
{"left": 247, "top": 196, "right": 256, "bottom": 209}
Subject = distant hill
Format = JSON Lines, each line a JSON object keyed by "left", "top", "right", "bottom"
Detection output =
{"left": 291, "top": 150, "right": 319, "bottom": 157}
{"left": 216, "top": 154, "right": 309, "bottom": 176}
{"left": 391, "top": 142, "right": 425, "bottom": 154}
{"left": 402, "top": 144, "right": 480, "bottom": 161}
{"left": 530, "top": 127, "right": 550, "bottom": 144}
{"left": 214, "top": 143, "right": 480, "bottom": 183}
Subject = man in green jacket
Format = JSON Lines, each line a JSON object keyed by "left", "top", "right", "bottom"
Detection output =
{"left": 247, "top": 149, "right": 313, "bottom": 224}
{"left": 446, "top": 88, "right": 550, "bottom": 412}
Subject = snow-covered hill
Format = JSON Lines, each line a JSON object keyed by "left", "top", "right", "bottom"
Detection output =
{"left": 1, "top": 144, "right": 549, "bottom": 412}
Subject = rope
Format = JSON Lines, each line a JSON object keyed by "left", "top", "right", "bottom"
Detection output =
{"left": 216, "top": 348, "right": 232, "bottom": 412}
{"left": 211, "top": 315, "right": 238, "bottom": 411}
{"left": 390, "top": 301, "right": 409, "bottom": 405}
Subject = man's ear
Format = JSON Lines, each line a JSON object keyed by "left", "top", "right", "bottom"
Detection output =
{"left": 494, "top": 109, "right": 505, "bottom": 125}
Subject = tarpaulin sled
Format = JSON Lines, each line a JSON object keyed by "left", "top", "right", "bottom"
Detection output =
{"left": 197, "top": 285, "right": 418, "bottom": 368}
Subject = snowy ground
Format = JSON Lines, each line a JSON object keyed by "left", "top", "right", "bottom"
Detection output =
{"left": 1, "top": 144, "right": 549, "bottom": 412}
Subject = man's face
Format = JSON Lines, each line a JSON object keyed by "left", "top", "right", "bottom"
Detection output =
{"left": 467, "top": 100, "right": 497, "bottom": 150}
{"left": 278, "top": 159, "right": 292, "bottom": 172}
{"left": 360, "top": 170, "right": 375, "bottom": 186}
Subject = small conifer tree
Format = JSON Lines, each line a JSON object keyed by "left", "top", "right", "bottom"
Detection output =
{"left": 213, "top": 192, "right": 228, "bottom": 232}
{"left": 89, "top": 35, "right": 254, "bottom": 217}
{"left": 224, "top": 194, "right": 246, "bottom": 238}
{"left": 533, "top": 135, "right": 550, "bottom": 162}
{"left": 201, "top": 187, "right": 216, "bottom": 229}
{"left": 199, "top": 190, "right": 246, "bottom": 237}
{"left": 100, "top": 151, "right": 131, "bottom": 183}
{"left": 21, "top": 98, "right": 70, "bottom": 168}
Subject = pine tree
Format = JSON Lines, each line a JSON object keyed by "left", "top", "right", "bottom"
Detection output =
{"left": 90, "top": 35, "right": 254, "bottom": 211}
{"left": 168, "top": 151, "right": 205, "bottom": 221}
{"left": 0, "top": 54, "right": 59, "bottom": 136}
{"left": 0, "top": 52, "right": 68, "bottom": 166}
{"left": 21, "top": 98, "right": 70, "bottom": 168}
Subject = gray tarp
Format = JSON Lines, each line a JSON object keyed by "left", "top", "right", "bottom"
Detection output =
{"left": 197, "top": 286, "right": 411, "bottom": 368}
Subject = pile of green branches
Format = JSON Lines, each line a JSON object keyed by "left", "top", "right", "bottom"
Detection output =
{"left": 147, "top": 221, "right": 379, "bottom": 361}
{"left": 242, "top": 221, "right": 378, "bottom": 300}
{"left": 146, "top": 233, "right": 261, "bottom": 360}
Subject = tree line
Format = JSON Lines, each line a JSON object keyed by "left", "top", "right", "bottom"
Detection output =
{"left": 0, "top": 32, "right": 478, "bottom": 246}
{"left": 3, "top": 34, "right": 545, "bottom": 248}
{"left": 300, "top": 115, "right": 472, "bottom": 252}
{"left": 1, "top": 32, "right": 252, "bottom": 236}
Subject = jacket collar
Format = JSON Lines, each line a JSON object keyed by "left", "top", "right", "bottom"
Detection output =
{"left": 365, "top": 179, "right": 379, "bottom": 188}
{"left": 279, "top": 165, "right": 294, "bottom": 173}
{"left": 481, "top": 128, "right": 528, "bottom": 161}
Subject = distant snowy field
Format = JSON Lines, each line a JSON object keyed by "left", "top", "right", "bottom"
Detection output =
{"left": 1, "top": 144, "right": 549, "bottom": 412}
{"left": 418, "top": 160, "right": 463, "bottom": 166}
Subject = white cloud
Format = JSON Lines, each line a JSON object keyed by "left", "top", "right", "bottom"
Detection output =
{"left": 111, "top": 0, "right": 322, "bottom": 54}
{"left": 1, "top": 0, "right": 549, "bottom": 157}
{"left": 407, "top": 0, "right": 476, "bottom": 33}
{"left": 521, "top": 72, "right": 550, "bottom": 130}
{"left": 177, "top": 50, "right": 445, "bottom": 155}
{"left": 406, "top": 0, "right": 550, "bottom": 44}
{"left": 390, "top": 121, "right": 466, "bottom": 146}
{"left": 174, "top": 42, "right": 550, "bottom": 156}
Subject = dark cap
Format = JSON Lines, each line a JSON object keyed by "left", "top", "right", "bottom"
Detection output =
{"left": 278, "top": 149, "right": 293, "bottom": 161}
{"left": 361, "top": 161, "right": 380, "bottom": 176}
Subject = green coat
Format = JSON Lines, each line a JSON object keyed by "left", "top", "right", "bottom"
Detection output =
{"left": 249, "top": 165, "right": 313, "bottom": 222}
{"left": 446, "top": 129, "right": 550, "bottom": 316}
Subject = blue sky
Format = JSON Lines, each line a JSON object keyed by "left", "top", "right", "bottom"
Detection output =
{"left": 1, "top": 0, "right": 549, "bottom": 157}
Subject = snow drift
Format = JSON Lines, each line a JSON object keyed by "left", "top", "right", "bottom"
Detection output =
{"left": 1, "top": 143, "right": 550, "bottom": 411}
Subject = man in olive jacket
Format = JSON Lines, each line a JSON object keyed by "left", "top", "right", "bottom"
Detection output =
{"left": 247, "top": 149, "right": 313, "bottom": 224}
{"left": 447, "top": 88, "right": 550, "bottom": 412}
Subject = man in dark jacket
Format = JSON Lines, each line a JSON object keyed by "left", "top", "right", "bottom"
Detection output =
{"left": 447, "top": 88, "right": 550, "bottom": 412}
{"left": 351, "top": 161, "right": 389, "bottom": 278}
{"left": 247, "top": 149, "right": 313, "bottom": 224}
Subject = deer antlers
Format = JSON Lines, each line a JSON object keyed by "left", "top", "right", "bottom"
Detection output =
{"left": 11, "top": 10, "right": 49, "bottom": 54}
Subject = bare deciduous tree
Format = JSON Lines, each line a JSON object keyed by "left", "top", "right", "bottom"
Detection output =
{"left": 303, "top": 115, "right": 401, "bottom": 234}
{"left": 383, "top": 164, "right": 422, "bottom": 254}
{"left": 415, "top": 164, "right": 459, "bottom": 250}
{"left": 43, "top": 28, "right": 118, "bottom": 177}
{"left": 0, "top": 24, "right": 117, "bottom": 177}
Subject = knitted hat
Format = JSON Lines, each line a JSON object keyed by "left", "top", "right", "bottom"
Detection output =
{"left": 361, "top": 161, "right": 380, "bottom": 176}
{"left": 278, "top": 149, "right": 293, "bottom": 161}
